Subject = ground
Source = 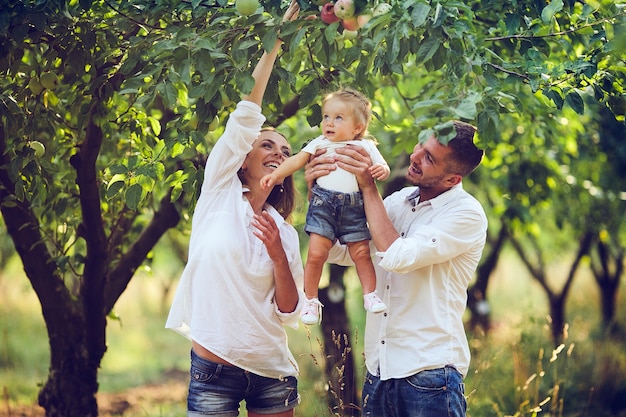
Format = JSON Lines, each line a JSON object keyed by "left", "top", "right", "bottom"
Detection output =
{"left": 0, "top": 370, "right": 187, "bottom": 417}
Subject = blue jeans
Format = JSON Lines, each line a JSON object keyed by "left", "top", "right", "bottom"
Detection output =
{"left": 305, "top": 183, "right": 370, "bottom": 243}
{"left": 362, "top": 366, "right": 466, "bottom": 417}
{"left": 187, "top": 350, "right": 300, "bottom": 416}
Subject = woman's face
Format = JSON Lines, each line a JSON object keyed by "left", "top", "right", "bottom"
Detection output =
{"left": 241, "top": 130, "right": 292, "bottom": 185}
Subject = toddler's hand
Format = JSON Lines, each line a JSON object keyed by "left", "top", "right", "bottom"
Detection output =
{"left": 369, "top": 163, "right": 390, "bottom": 181}
{"left": 260, "top": 174, "right": 276, "bottom": 190}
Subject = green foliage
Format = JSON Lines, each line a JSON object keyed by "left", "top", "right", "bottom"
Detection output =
{"left": 0, "top": 0, "right": 623, "bottom": 255}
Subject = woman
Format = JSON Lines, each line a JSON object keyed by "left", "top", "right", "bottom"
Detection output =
{"left": 166, "top": 2, "right": 305, "bottom": 416}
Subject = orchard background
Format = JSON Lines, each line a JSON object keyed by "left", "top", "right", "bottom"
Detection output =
{"left": 0, "top": 0, "right": 625, "bottom": 416}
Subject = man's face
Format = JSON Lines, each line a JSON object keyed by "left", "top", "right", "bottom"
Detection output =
{"left": 406, "top": 136, "right": 456, "bottom": 190}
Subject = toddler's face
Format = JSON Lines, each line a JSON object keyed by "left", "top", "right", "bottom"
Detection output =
{"left": 321, "top": 98, "right": 363, "bottom": 142}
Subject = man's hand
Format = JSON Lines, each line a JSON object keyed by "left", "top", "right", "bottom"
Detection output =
{"left": 304, "top": 149, "right": 336, "bottom": 188}
{"left": 334, "top": 144, "right": 376, "bottom": 189}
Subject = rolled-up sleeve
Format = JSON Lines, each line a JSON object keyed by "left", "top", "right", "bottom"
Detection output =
{"left": 377, "top": 208, "right": 486, "bottom": 275}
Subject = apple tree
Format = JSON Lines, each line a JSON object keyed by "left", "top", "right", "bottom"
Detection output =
{"left": 0, "top": 0, "right": 624, "bottom": 415}
{"left": 0, "top": 0, "right": 305, "bottom": 415}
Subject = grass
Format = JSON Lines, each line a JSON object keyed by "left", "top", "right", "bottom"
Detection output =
{"left": 1, "top": 250, "right": 625, "bottom": 417}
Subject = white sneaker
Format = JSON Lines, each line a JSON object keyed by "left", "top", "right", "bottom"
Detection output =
{"left": 364, "top": 292, "right": 386, "bottom": 314}
{"left": 300, "top": 298, "right": 324, "bottom": 325}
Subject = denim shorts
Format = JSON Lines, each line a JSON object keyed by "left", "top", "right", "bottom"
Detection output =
{"left": 362, "top": 366, "right": 467, "bottom": 417}
{"left": 304, "top": 183, "right": 371, "bottom": 243}
{"left": 187, "top": 349, "right": 300, "bottom": 416}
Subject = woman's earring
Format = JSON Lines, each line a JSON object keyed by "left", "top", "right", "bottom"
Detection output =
{"left": 279, "top": 185, "right": 284, "bottom": 193}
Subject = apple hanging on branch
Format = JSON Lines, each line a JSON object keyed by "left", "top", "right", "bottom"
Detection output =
{"left": 320, "top": 2, "right": 340, "bottom": 23}
{"left": 333, "top": 0, "right": 355, "bottom": 19}
{"left": 341, "top": 15, "right": 359, "bottom": 31}
{"left": 236, "top": 0, "right": 260, "bottom": 16}
{"left": 372, "top": 2, "right": 391, "bottom": 16}
{"left": 318, "top": 0, "right": 383, "bottom": 34}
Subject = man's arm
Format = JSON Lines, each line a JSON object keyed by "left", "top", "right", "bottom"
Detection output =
{"left": 334, "top": 145, "right": 400, "bottom": 252}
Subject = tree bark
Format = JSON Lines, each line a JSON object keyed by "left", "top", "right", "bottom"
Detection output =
{"left": 0, "top": 107, "right": 182, "bottom": 415}
{"left": 592, "top": 240, "right": 623, "bottom": 331}
{"left": 467, "top": 224, "right": 507, "bottom": 334}
{"left": 318, "top": 264, "right": 360, "bottom": 417}
{"left": 508, "top": 228, "right": 593, "bottom": 345}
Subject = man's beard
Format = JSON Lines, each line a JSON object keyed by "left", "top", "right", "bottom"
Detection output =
{"left": 406, "top": 169, "right": 446, "bottom": 189}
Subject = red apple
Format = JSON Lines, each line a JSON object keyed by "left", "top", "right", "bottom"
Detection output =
{"left": 357, "top": 11, "right": 373, "bottom": 27}
{"left": 333, "top": 0, "right": 355, "bottom": 19}
{"left": 341, "top": 16, "right": 359, "bottom": 31}
{"left": 321, "top": 2, "right": 340, "bottom": 23}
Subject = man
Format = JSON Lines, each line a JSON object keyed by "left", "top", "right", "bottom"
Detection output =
{"left": 305, "top": 121, "right": 487, "bottom": 417}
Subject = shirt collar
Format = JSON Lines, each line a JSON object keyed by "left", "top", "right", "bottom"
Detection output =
{"left": 242, "top": 186, "right": 285, "bottom": 226}
{"left": 406, "top": 183, "right": 464, "bottom": 208}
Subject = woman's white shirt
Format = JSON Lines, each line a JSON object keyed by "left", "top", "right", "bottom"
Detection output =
{"left": 166, "top": 101, "right": 305, "bottom": 379}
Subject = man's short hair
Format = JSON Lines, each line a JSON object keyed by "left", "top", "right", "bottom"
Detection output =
{"left": 446, "top": 121, "right": 484, "bottom": 177}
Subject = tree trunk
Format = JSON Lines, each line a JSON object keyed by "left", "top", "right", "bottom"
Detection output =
{"left": 467, "top": 224, "right": 507, "bottom": 334}
{"left": 508, "top": 228, "right": 593, "bottom": 346}
{"left": 593, "top": 240, "right": 623, "bottom": 331}
{"left": 38, "top": 310, "right": 103, "bottom": 417}
{"left": 319, "top": 264, "right": 360, "bottom": 417}
{"left": 547, "top": 294, "right": 566, "bottom": 346}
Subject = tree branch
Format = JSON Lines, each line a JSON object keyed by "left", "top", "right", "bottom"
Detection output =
{"left": 0, "top": 126, "right": 73, "bottom": 315}
{"left": 485, "top": 62, "right": 531, "bottom": 82}
{"left": 484, "top": 14, "right": 623, "bottom": 42}
{"left": 104, "top": 193, "right": 181, "bottom": 313}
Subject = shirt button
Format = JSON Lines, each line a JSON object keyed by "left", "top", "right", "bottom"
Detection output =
{"left": 384, "top": 313, "right": 388, "bottom": 317}
{"left": 401, "top": 232, "right": 405, "bottom": 237}
{"left": 412, "top": 207, "right": 416, "bottom": 212}
{"left": 381, "top": 340, "right": 385, "bottom": 344}
{"left": 432, "top": 238, "right": 436, "bottom": 243}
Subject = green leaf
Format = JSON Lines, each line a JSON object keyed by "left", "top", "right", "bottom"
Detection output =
{"left": 411, "top": 3, "right": 430, "bottom": 27}
{"left": 106, "top": 181, "right": 125, "bottom": 200}
{"left": 454, "top": 101, "right": 477, "bottom": 120}
{"left": 147, "top": 117, "right": 161, "bottom": 136}
{"left": 544, "top": 88, "right": 564, "bottom": 109}
{"left": 300, "top": 83, "right": 320, "bottom": 116}
{"left": 565, "top": 91, "right": 584, "bottom": 114}
{"left": 236, "top": 72, "right": 255, "bottom": 96}
{"left": 262, "top": 31, "right": 278, "bottom": 52}
{"left": 324, "top": 22, "right": 340, "bottom": 43}
{"left": 541, "top": 0, "right": 563, "bottom": 23}
{"left": 157, "top": 82, "right": 178, "bottom": 109}
{"left": 415, "top": 33, "right": 441, "bottom": 64}
{"left": 505, "top": 13, "right": 521, "bottom": 35}
{"left": 125, "top": 183, "right": 144, "bottom": 210}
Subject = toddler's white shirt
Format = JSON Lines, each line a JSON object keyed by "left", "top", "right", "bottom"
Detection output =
{"left": 302, "top": 135, "right": 388, "bottom": 193}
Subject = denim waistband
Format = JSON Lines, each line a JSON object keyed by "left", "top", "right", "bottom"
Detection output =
{"left": 312, "top": 182, "right": 363, "bottom": 205}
